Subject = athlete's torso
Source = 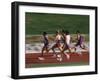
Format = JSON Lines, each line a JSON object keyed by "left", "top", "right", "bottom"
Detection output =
{"left": 65, "top": 35, "right": 71, "bottom": 45}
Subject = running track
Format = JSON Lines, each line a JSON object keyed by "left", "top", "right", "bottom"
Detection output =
{"left": 25, "top": 52, "right": 89, "bottom": 66}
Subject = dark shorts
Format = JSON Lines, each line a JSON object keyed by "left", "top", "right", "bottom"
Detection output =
{"left": 44, "top": 42, "right": 49, "bottom": 47}
{"left": 53, "top": 42, "right": 61, "bottom": 48}
{"left": 64, "top": 44, "right": 69, "bottom": 49}
{"left": 75, "top": 41, "right": 82, "bottom": 46}
{"left": 53, "top": 40, "right": 61, "bottom": 47}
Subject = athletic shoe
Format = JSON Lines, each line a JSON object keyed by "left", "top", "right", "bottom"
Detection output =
{"left": 65, "top": 53, "right": 70, "bottom": 60}
{"left": 38, "top": 57, "right": 45, "bottom": 60}
{"left": 57, "top": 57, "right": 63, "bottom": 62}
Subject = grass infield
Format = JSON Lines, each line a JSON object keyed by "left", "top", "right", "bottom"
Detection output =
{"left": 25, "top": 12, "right": 89, "bottom": 35}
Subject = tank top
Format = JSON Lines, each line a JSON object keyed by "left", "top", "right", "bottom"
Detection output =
{"left": 65, "top": 35, "right": 71, "bottom": 45}
{"left": 43, "top": 35, "right": 48, "bottom": 44}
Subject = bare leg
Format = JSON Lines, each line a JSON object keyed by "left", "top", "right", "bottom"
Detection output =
{"left": 56, "top": 46, "right": 64, "bottom": 60}
{"left": 38, "top": 46, "right": 45, "bottom": 60}
{"left": 62, "top": 45, "right": 71, "bottom": 60}
{"left": 68, "top": 47, "right": 71, "bottom": 53}
{"left": 51, "top": 46, "right": 57, "bottom": 57}
{"left": 45, "top": 47, "right": 49, "bottom": 54}
{"left": 42, "top": 46, "right": 46, "bottom": 56}
{"left": 61, "top": 46, "right": 68, "bottom": 58}
{"left": 80, "top": 44, "right": 87, "bottom": 49}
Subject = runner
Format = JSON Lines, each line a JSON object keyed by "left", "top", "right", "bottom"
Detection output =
{"left": 38, "top": 32, "right": 49, "bottom": 60}
{"left": 50, "top": 30, "right": 63, "bottom": 58}
{"left": 74, "top": 30, "right": 86, "bottom": 51}
{"left": 61, "top": 30, "right": 71, "bottom": 59}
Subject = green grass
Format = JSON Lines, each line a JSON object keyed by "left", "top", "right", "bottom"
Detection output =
{"left": 25, "top": 13, "right": 89, "bottom": 35}
{"left": 25, "top": 62, "right": 89, "bottom": 68}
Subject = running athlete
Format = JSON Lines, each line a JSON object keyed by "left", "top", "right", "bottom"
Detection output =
{"left": 74, "top": 31, "right": 86, "bottom": 51}
{"left": 38, "top": 32, "right": 49, "bottom": 60}
{"left": 61, "top": 30, "right": 71, "bottom": 59}
{"left": 50, "top": 30, "right": 62, "bottom": 57}
{"left": 61, "top": 30, "right": 66, "bottom": 48}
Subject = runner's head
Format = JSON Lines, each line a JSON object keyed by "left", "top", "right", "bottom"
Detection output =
{"left": 65, "top": 30, "right": 69, "bottom": 35}
{"left": 43, "top": 32, "right": 47, "bottom": 36}
{"left": 61, "top": 29, "right": 65, "bottom": 34}
{"left": 76, "top": 30, "right": 80, "bottom": 33}
{"left": 76, "top": 30, "right": 80, "bottom": 35}
{"left": 56, "top": 30, "right": 60, "bottom": 35}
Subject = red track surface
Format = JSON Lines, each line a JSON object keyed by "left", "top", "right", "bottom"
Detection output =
{"left": 25, "top": 52, "right": 89, "bottom": 64}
